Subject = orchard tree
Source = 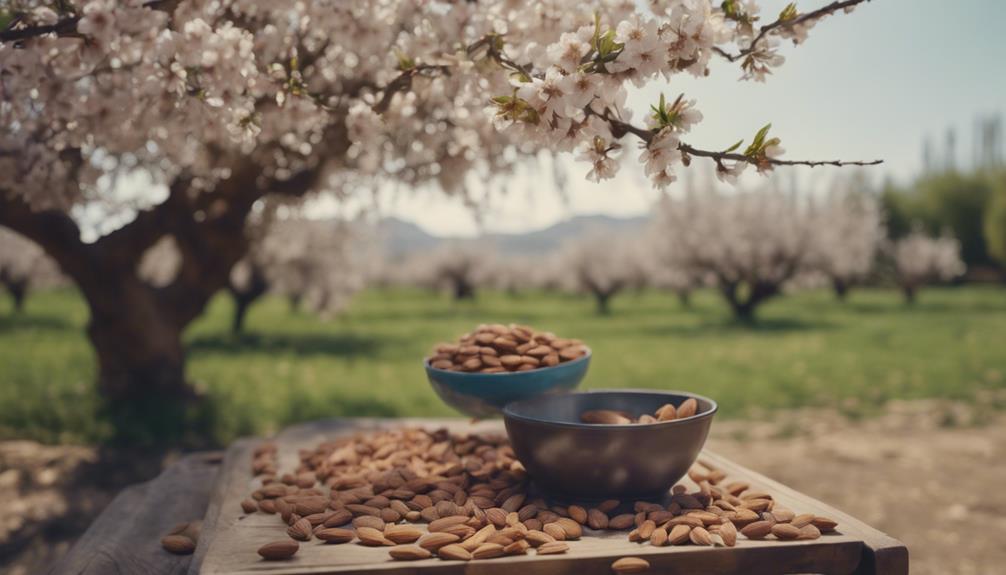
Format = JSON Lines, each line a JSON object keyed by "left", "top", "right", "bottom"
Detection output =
{"left": 652, "top": 187, "right": 814, "bottom": 321}
{"left": 0, "top": 0, "right": 877, "bottom": 428}
{"left": 560, "top": 231, "right": 641, "bottom": 314}
{"left": 417, "top": 242, "right": 491, "bottom": 301}
{"left": 891, "top": 229, "right": 965, "bottom": 304}
{"left": 0, "top": 226, "right": 61, "bottom": 312}
{"left": 805, "top": 183, "right": 885, "bottom": 299}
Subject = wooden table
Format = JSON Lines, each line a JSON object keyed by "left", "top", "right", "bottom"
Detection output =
{"left": 51, "top": 418, "right": 908, "bottom": 575}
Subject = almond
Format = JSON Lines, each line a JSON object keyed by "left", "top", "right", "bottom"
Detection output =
{"left": 504, "top": 539, "right": 530, "bottom": 555}
{"left": 437, "top": 543, "right": 473, "bottom": 561}
{"left": 677, "top": 398, "right": 698, "bottom": 418}
{"left": 257, "top": 539, "right": 299, "bottom": 560}
{"left": 689, "top": 526, "right": 713, "bottom": 546}
{"left": 536, "top": 541, "right": 570, "bottom": 555}
{"left": 798, "top": 524, "right": 822, "bottom": 540}
{"left": 612, "top": 557, "right": 651, "bottom": 574}
{"left": 543, "top": 522, "right": 566, "bottom": 541}
{"left": 472, "top": 542, "right": 505, "bottom": 559}
{"left": 486, "top": 507, "right": 507, "bottom": 527}
{"left": 587, "top": 508, "right": 609, "bottom": 530}
{"left": 356, "top": 526, "right": 394, "bottom": 546}
{"left": 429, "top": 515, "right": 470, "bottom": 532}
{"left": 160, "top": 535, "right": 195, "bottom": 555}
{"left": 568, "top": 505, "right": 588, "bottom": 524}
{"left": 581, "top": 410, "right": 631, "bottom": 425}
{"left": 385, "top": 525, "right": 423, "bottom": 544}
{"left": 460, "top": 524, "right": 496, "bottom": 551}
{"left": 525, "top": 530, "right": 555, "bottom": 547}
{"left": 740, "top": 520, "right": 773, "bottom": 540}
{"left": 655, "top": 403, "right": 678, "bottom": 421}
{"left": 316, "top": 528, "right": 354, "bottom": 544}
{"left": 668, "top": 524, "right": 691, "bottom": 545}
{"left": 352, "top": 515, "right": 385, "bottom": 531}
{"left": 418, "top": 532, "right": 460, "bottom": 552}
{"left": 791, "top": 513, "right": 815, "bottom": 528}
{"left": 286, "top": 518, "right": 312, "bottom": 541}
{"left": 650, "top": 527, "right": 669, "bottom": 546}
{"left": 811, "top": 516, "right": 838, "bottom": 532}
{"left": 389, "top": 545, "right": 432, "bottom": 561}
{"left": 240, "top": 499, "right": 258, "bottom": 514}
{"left": 771, "top": 523, "right": 802, "bottom": 540}
{"left": 719, "top": 520, "right": 737, "bottom": 547}
{"left": 501, "top": 493, "right": 526, "bottom": 512}
{"left": 555, "top": 517, "right": 583, "bottom": 539}
{"left": 323, "top": 509, "right": 353, "bottom": 527}
{"left": 609, "top": 513, "right": 636, "bottom": 530}
{"left": 637, "top": 519, "right": 656, "bottom": 540}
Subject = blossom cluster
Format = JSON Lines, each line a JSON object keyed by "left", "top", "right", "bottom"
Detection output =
{"left": 0, "top": 0, "right": 866, "bottom": 215}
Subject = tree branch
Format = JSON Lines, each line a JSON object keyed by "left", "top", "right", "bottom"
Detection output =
{"left": 591, "top": 106, "right": 881, "bottom": 169}
{"left": 0, "top": 0, "right": 177, "bottom": 44}
{"left": 716, "top": 0, "right": 871, "bottom": 62}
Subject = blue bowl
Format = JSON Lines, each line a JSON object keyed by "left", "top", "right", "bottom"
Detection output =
{"left": 424, "top": 350, "right": 591, "bottom": 418}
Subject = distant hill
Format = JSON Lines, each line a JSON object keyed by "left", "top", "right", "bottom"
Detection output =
{"left": 378, "top": 214, "right": 648, "bottom": 257}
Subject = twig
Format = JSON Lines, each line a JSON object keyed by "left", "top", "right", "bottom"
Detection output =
{"left": 716, "top": 0, "right": 871, "bottom": 62}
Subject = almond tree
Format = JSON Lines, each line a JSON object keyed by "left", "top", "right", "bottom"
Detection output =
{"left": 560, "top": 232, "right": 641, "bottom": 314}
{"left": 804, "top": 181, "right": 885, "bottom": 300}
{"left": 652, "top": 187, "right": 814, "bottom": 320}
{"left": 891, "top": 229, "right": 965, "bottom": 304}
{"left": 0, "top": 0, "right": 876, "bottom": 421}
{"left": 0, "top": 226, "right": 61, "bottom": 312}
{"left": 415, "top": 242, "right": 491, "bottom": 301}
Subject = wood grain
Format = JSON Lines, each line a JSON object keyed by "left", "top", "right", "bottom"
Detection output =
{"left": 195, "top": 419, "right": 908, "bottom": 575}
{"left": 50, "top": 452, "right": 221, "bottom": 575}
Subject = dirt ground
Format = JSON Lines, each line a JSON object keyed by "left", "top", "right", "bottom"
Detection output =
{"left": 2, "top": 399, "right": 1004, "bottom": 574}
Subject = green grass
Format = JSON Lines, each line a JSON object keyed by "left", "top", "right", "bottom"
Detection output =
{"left": 1, "top": 286, "right": 1004, "bottom": 445}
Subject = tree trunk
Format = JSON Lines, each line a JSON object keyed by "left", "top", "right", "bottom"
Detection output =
{"left": 288, "top": 293, "right": 303, "bottom": 313}
{"left": 2, "top": 278, "right": 27, "bottom": 312}
{"left": 902, "top": 284, "right": 917, "bottom": 304}
{"left": 676, "top": 290, "right": 691, "bottom": 309}
{"left": 721, "top": 281, "right": 778, "bottom": 322}
{"left": 228, "top": 263, "right": 269, "bottom": 334}
{"left": 594, "top": 290, "right": 613, "bottom": 315}
{"left": 452, "top": 278, "right": 475, "bottom": 301}
{"left": 832, "top": 278, "right": 849, "bottom": 301}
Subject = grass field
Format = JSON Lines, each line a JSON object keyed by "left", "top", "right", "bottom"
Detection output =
{"left": 1, "top": 286, "right": 1004, "bottom": 445}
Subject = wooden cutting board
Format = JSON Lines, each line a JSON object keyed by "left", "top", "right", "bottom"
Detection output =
{"left": 192, "top": 418, "right": 907, "bottom": 575}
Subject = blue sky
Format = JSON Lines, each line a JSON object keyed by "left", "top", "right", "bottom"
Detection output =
{"left": 380, "top": 0, "right": 1006, "bottom": 236}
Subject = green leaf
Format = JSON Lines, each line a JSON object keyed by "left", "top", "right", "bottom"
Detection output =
{"left": 779, "top": 3, "right": 799, "bottom": 21}
{"left": 724, "top": 139, "right": 744, "bottom": 153}
{"left": 745, "top": 123, "right": 772, "bottom": 155}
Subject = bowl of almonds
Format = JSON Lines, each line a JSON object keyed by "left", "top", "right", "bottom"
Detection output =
{"left": 424, "top": 323, "right": 591, "bottom": 418}
{"left": 503, "top": 390, "right": 717, "bottom": 499}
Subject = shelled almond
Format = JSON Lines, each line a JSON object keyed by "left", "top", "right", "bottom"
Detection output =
{"left": 427, "top": 324, "right": 588, "bottom": 373}
{"left": 235, "top": 427, "right": 838, "bottom": 564}
{"left": 580, "top": 398, "right": 702, "bottom": 425}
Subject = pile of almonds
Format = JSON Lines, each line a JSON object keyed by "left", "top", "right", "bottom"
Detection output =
{"left": 581, "top": 398, "right": 701, "bottom": 425}
{"left": 236, "top": 427, "right": 837, "bottom": 568}
{"left": 427, "top": 323, "right": 588, "bottom": 373}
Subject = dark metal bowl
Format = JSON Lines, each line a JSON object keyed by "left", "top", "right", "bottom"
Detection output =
{"left": 503, "top": 389, "right": 717, "bottom": 500}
